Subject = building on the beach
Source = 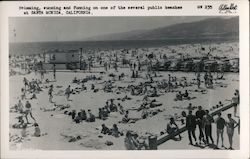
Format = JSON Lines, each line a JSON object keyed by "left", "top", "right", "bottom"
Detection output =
{"left": 49, "top": 49, "right": 80, "bottom": 64}
{"left": 43, "top": 49, "right": 81, "bottom": 70}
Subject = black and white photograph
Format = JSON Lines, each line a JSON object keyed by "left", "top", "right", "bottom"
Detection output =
{"left": 8, "top": 16, "right": 240, "bottom": 150}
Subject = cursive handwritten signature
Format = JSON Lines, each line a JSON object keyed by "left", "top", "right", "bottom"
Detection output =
{"left": 219, "top": 3, "right": 237, "bottom": 13}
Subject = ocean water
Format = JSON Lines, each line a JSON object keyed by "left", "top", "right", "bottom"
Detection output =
{"left": 9, "top": 38, "right": 238, "bottom": 55}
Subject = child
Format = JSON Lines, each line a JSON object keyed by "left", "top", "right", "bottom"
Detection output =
{"left": 101, "top": 124, "right": 111, "bottom": 135}
{"left": 87, "top": 110, "right": 95, "bottom": 122}
{"left": 33, "top": 123, "right": 41, "bottom": 137}
{"left": 111, "top": 124, "right": 122, "bottom": 137}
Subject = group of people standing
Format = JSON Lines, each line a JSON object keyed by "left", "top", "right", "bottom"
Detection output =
{"left": 185, "top": 106, "right": 239, "bottom": 149}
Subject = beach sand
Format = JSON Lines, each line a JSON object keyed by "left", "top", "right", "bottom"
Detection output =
{"left": 9, "top": 42, "right": 239, "bottom": 150}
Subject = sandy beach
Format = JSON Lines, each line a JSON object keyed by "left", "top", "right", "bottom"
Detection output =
{"left": 9, "top": 42, "right": 239, "bottom": 150}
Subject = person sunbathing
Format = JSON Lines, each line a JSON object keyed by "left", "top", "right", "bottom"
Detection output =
{"left": 137, "top": 102, "right": 149, "bottom": 111}
{"left": 118, "top": 103, "right": 125, "bottom": 114}
{"left": 187, "top": 103, "right": 194, "bottom": 110}
{"left": 54, "top": 103, "right": 70, "bottom": 110}
{"left": 74, "top": 112, "right": 83, "bottom": 123}
{"left": 122, "top": 111, "right": 130, "bottom": 123}
{"left": 110, "top": 99, "right": 118, "bottom": 112}
{"left": 30, "top": 93, "right": 37, "bottom": 100}
{"left": 148, "top": 87, "right": 158, "bottom": 97}
{"left": 80, "top": 109, "right": 87, "bottom": 120}
{"left": 121, "top": 95, "right": 131, "bottom": 101}
{"left": 102, "top": 108, "right": 109, "bottom": 118}
{"left": 101, "top": 124, "right": 111, "bottom": 135}
{"left": 91, "top": 84, "right": 95, "bottom": 90}
{"left": 124, "top": 131, "right": 137, "bottom": 150}
{"left": 183, "top": 90, "right": 189, "bottom": 98}
{"left": 86, "top": 110, "right": 95, "bottom": 122}
{"left": 111, "top": 124, "right": 122, "bottom": 137}
{"left": 70, "top": 110, "right": 76, "bottom": 120}
{"left": 149, "top": 99, "right": 162, "bottom": 108}
{"left": 12, "top": 116, "right": 25, "bottom": 129}
{"left": 143, "top": 95, "right": 149, "bottom": 102}
{"left": 176, "top": 91, "right": 183, "bottom": 101}
{"left": 141, "top": 109, "right": 149, "bottom": 119}
{"left": 99, "top": 108, "right": 107, "bottom": 120}
{"left": 81, "top": 83, "right": 87, "bottom": 91}
{"left": 72, "top": 77, "right": 78, "bottom": 83}
{"left": 104, "top": 102, "right": 110, "bottom": 113}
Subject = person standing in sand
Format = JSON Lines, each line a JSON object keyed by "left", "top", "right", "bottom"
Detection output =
{"left": 225, "top": 114, "right": 238, "bottom": 150}
{"left": 24, "top": 101, "right": 36, "bottom": 124}
{"left": 65, "top": 85, "right": 71, "bottom": 101}
{"left": 53, "top": 64, "right": 56, "bottom": 80}
{"left": 186, "top": 110, "right": 198, "bottom": 145}
{"left": 17, "top": 100, "right": 24, "bottom": 113}
{"left": 21, "top": 88, "right": 26, "bottom": 100}
{"left": 40, "top": 69, "right": 44, "bottom": 80}
{"left": 232, "top": 92, "right": 239, "bottom": 117}
{"left": 197, "top": 73, "right": 201, "bottom": 88}
{"left": 215, "top": 112, "right": 226, "bottom": 148}
{"left": 204, "top": 72, "right": 208, "bottom": 87}
{"left": 23, "top": 77, "right": 29, "bottom": 91}
{"left": 202, "top": 110, "right": 214, "bottom": 145}
{"left": 48, "top": 85, "right": 54, "bottom": 103}
{"left": 195, "top": 106, "right": 206, "bottom": 144}
{"left": 33, "top": 123, "right": 41, "bottom": 137}
{"left": 168, "top": 74, "right": 172, "bottom": 92}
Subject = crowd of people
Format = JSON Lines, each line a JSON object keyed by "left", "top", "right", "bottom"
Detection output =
{"left": 9, "top": 43, "right": 240, "bottom": 150}
{"left": 166, "top": 97, "right": 240, "bottom": 150}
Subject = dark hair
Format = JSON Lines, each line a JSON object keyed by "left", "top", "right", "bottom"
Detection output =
{"left": 126, "top": 131, "right": 131, "bottom": 137}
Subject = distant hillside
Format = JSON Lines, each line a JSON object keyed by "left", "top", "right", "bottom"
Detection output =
{"left": 85, "top": 17, "right": 239, "bottom": 41}
{"left": 86, "top": 29, "right": 148, "bottom": 41}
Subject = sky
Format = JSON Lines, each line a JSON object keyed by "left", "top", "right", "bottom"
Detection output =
{"left": 9, "top": 16, "right": 223, "bottom": 43}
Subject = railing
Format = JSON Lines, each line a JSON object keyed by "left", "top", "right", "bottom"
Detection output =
{"left": 156, "top": 102, "right": 234, "bottom": 146}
